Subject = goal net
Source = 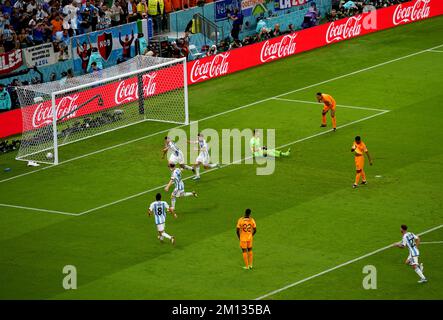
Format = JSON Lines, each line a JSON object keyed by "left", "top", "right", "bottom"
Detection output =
{"left": 16, "top": 55, "right": 188, "bottom": 165}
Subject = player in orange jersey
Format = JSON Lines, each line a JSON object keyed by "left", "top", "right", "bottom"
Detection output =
{"left": 351, "top": 136, "right": 373, "bottom": 188}
{"left": 316, "top": 92, "right": 337, "bottom": 131}
{"left": 236, "top": 208, "right": 257, "bottom": 270}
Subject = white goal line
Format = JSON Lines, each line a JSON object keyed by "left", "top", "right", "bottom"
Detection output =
{"left": 1, "top": 43, "right": 442, "bottom": 185}
{"left": 254, "top": 224, "right": 443, "bottom": 300}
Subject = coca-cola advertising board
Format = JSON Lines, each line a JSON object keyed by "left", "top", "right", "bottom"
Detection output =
{"left": 0, "top": 0, "right": 441, "bottom": 138}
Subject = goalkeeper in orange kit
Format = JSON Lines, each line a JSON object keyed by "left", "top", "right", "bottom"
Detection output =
{"left": 352, "top": 136, "right": 373, "bottom": 188}
{"left": 236, "top": 208, "right": 257, "bottom": 270}
{"left": 316, "top": 92, "right": 337, "bottom": 131}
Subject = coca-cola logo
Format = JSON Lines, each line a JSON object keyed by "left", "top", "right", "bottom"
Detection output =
{"left": 326, "top": 15, "right": 363, "bottom": 43}
{"left": 190, "top": 53, "right": 230, "bottom": 83}
{"left": 393, "top": 0, "right": 431, "bottom": 25}
{"left": 260, "top": 33, "right": 298, "bottom": 63}
{"left": 32, "top": 95, "right": 80, "bottom": 128}
{"left": 115, "top": 73, "right": 157, "bottom": 104}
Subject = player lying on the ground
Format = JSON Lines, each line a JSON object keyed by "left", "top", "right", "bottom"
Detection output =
{"left": 250, "top": 129, "right": 290, "bottom": 158}
{"left": 316, "top": 92, "right": 337, "bottom": 131}
{"left": 188, "top": 133, "right": 220, "bottom": 180}
{"left": 148, "top": 193, "right": 177, "bottom": 245}
{"left": 162, "top": 136, "right": 194, "bottom": 172}
{"left": 164, "top": 163, "right": 197, "bottom": 210}
{"left": 237, "top": 208, "right": 257, "bottom": 270}
{"left": 351, "top": 135, "right": 373, "bottom": 188}
{"left": 393, "top": 224, "right": 427, "bottom": 283}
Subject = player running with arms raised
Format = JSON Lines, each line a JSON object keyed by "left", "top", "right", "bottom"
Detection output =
{"left": 236, "top": 208, "right": 257, "bottom": 270}
{"left": 162, "top": 136, "right": 194, "bottom": 172}
{"left": 189, "top": 133, "right": 220, "bottom": 180}
{"left": 148, "top": 193, "right": 177, "bottom": 245}
{"left": 393, "top": 224, "right": 427, "bottom": 283}
{"left": 165, "top": 163, "right": 197, "bottom": 210}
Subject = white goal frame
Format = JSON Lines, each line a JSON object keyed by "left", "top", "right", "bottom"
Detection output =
{"left": 17, "top": 57, "right": 189, "bottom": 165}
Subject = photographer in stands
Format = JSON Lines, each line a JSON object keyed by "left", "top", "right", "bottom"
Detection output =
{"left": 0, "top": 84, "right": 12, "bottom": 113}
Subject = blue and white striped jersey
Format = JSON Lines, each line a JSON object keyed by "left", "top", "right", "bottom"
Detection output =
{"left": 168, "top": 141, "right": 181, "bottom": 156}
{"left": 171, "top": 168, "right": 184, "bottom": 191}
{"left": 402, "top": 232, "right": 420, "bottom": 257}
{"left": 198, "top": 138, "right": 209, "bottom": 157}
{"left": 149, "top": 200, "right": 170, "bottom": 225}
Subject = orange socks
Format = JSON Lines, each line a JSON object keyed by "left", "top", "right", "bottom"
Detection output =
{"left": 242, "top": 252, "right": 249, "bottom": 268}
{"left": 248, "top": 251, "right": 253, "bottom": 267}
{"left": 332, "top": 116, "right": 336, "bottom": 129}
{"left": 322, "top": 114, "right": 327, "bottom": 125}
{"left": 355, "top": 172, "right": 361, "bottom": 185}
{"left": 361, "top": 170, "right": 366, "bottom": 182}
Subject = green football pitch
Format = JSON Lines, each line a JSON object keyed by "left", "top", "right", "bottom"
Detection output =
{"left": 1, "top": 16, "right": 442, "bottom": 300}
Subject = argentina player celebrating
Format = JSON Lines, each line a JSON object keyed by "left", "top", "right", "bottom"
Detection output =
{"left": 162, "top": 136, "right": 194, "bottom": 171}
{"left": 189, "top": 133, "right": 220, "bottom": 180}
{"left": 148, "top": 193, "right": 177, "bottom": 245}
{"left": 394, "top": 224, "right": 427, "bottom": 283}
{"left": 165, "top": 163, "right": 197, "bottom": 210}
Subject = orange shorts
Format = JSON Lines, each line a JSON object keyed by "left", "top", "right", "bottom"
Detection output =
{"left": 240, "top": 240, "right": 253, "bottom": 249}
{"left": 322, "top": 104, "right": 336, "bottom": 113}
{"left": 355, "top": 156, "right": 365, "bottom": 171}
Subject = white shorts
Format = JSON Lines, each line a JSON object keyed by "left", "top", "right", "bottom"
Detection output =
{"left": 169, "top": 151, "right": 184, "bottom": 165}
{"left": 156, "top": 223, "right": 165, "bottom": 232}
{"left": 172, "top": 188, "right": 185, "bottom": 197}
{"left": 407, "top": 255, "right": 419, "bottom": 266}
{"left": 196, "top": 153, "right": 209, "bottom": 165}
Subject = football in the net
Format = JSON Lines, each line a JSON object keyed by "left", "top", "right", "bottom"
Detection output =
{"left": 46, "top": 152, "right": 54, "bottom": 160}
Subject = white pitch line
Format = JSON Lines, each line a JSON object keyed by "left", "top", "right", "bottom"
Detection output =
{"left": 427, "top": 49, "right": 443, "bottom": 53}
{"left": 78, "top": 109, "right": 388, "bottom": 216}
{"left": 1, "top": 43, "right": 442, "bottom": 185}
{"left": 255, "top": 224, "right": 443, "bottom": 300}
{"left": 273, "top": 98, "right": 391, "bottom": 113}
{"left": 0, "top": 203, "right": 79, "bottom": 216}
{"left": 420, "top": 241, "right": 443, "bottom": 244}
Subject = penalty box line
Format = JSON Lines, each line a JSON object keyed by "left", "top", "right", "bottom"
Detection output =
{"left": 1, "top": 43, "right": 442, "bottom": 185}
{"left": 273, "top": 98, "right": 391, "bottom": 113}
{"left": 77, "top": 108, "right": 390, "bottom": 216}
{"left": 255, "top": 224, "right": 443, "bottom": 300}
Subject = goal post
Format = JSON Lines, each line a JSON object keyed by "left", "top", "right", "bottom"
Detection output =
{"left": 16, "top": 55, "right": 188, "bottom": 165}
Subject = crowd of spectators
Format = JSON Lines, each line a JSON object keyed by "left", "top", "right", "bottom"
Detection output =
{"left": 0, "top": 0, "right": 214, "bottom": 54}
{"left": 0, "top": 0, "right": 415, "bottom": 114}
{"left": 327, "top": 0, "right": 409, "bottom": 21}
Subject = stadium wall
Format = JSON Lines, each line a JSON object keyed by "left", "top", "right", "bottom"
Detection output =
{"left": 0, "top": 0, "right": 441, "bottom": 139}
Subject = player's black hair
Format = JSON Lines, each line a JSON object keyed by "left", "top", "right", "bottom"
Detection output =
{"left": 156, "top": 193, "right": 161, "bottom": 201}
{"left": 355, "top": 136, "right": 361, "bottom": 142}
{"left": 245, "top": 208, "right": 251, "bottom": 217}
{"left": 316, "top": 92, "right": 322, "bottom": 96}
{"left": 401, "top": 224, "right": 408, "bottom": 231}
{"left": 169, "top": 163, "right": 176, "bottom": 168}
{"left": 164, "top": 136, "right": 169, "bottom": 140}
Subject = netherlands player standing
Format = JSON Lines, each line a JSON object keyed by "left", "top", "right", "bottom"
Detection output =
{"left": 316, "top": 92, "right": 337, "bottom": 131}
{"left": 162, "top": 137, "right": 194, "bottom": 171}
{"left": 236, "top": 209, "right": 257, "bottom": 270}
{"left": 148, "top": 193, "right": 176, "bottom": 245}
{"left": 165, "top": 163, "right": 197, "bottom": 210}
{"left": 394, "top": 224, "right": 427, "bottom": 283}
{"left": 189, "top": 133, "right": 220, "bottom": 180}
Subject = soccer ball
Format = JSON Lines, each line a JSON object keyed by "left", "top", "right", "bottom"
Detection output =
{"left": 46, "top": 152, "right": 54, "bottom": 160}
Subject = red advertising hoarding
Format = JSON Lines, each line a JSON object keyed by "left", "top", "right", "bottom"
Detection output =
{"left": 0, "top": 0, "right": 441, "bottom": 138}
